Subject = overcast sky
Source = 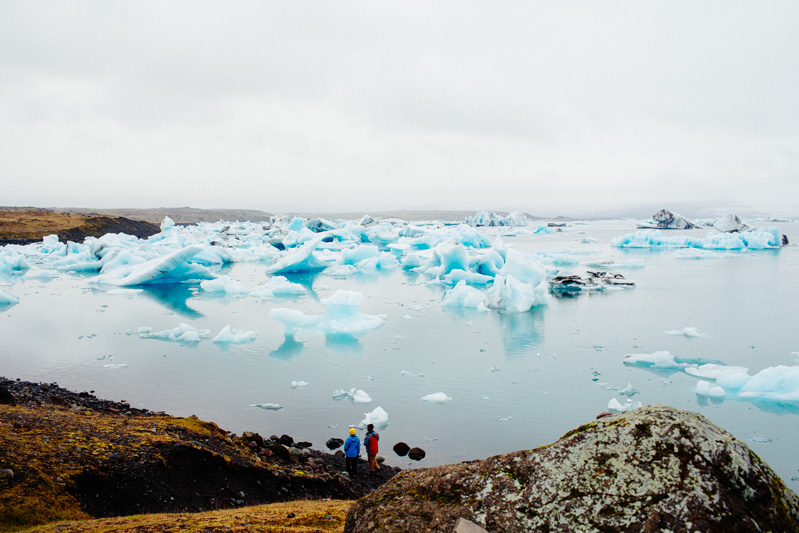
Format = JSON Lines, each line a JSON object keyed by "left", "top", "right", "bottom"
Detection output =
{"left": 1, "top": 1, "right": 798, "bottom": 217}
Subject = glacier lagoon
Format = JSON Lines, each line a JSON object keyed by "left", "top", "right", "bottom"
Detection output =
{"left": 1, "top": 217, "right": 798, "bottom": 485}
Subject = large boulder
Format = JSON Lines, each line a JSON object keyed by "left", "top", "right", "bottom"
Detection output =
{"left": 345, "top": 405, "right": 799, "bottom": 532}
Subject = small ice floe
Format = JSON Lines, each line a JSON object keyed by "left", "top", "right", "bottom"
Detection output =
{"left": 270, "top": 290, "right": 385, "bottom": 337}
{"left": 290, "top": 380, "right": 309, "bottom": 389}
{"left": 125, "top": 326, "right": 152, "bottom": 336}
{"left": 423, "top": 436, "right": 438, "bottom": 442}
{"left": 102, "top": 363, "right": 128, "bottom": 369}
{"left": 498, "top": 416, "right": 513, "bottom": 422}
{"left": 617, "top": 383, "right": 639, "bottom": 397}
{"left": 401, "top": 314, "right": 414, "bottom": 320}
{"left": 140, "top": 323, "right": 210, "bottom": 343}
{"left": 332, "top": 388, "right": 372, "bottom": 403}
{"left": 327, "top": 423, "right": 338, "bottom": 428}
{"left": 490, "top": 365, "right": 501, "bottom": 373}
{"left": 607, "top": 397, "right": 642, "bottom": 413}
{"left": 400, "top": 370, "right": 424, "bottom": 378}
{"left": 421, "top": 392, "right": 452, "bottom": 404}
{"left": 666, "top": 327, "right": 703, "bottom": 337}
{"left": 792, "top": 352, "right": 799, "bottom": 362}
{"left": 212, "top": 325, "right": 257, "bottom": 344}
{"left": 751, "top": 436, "right": 773, "bottom": 444}
{"left": 696, "top": 380, "right": 726, "bottom": 398}
{"left": 250, "top": 403, "right": 283, "bottom": 411}
{"left": 358, "top": 406, "right": 388, "bottom": 429}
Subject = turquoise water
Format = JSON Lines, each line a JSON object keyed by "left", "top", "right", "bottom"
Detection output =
{"left": 1, "top": 219, "right": 798, "bottom": 484}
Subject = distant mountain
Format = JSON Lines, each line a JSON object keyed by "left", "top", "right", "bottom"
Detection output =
{"left": 60, "top": 207, "right": 273, "bottom": 225}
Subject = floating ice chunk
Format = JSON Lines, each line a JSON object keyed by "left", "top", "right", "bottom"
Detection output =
{"left": 201, "top": 275, "right": 250, "bottom": 295}
{"left": 442, "top": 269, "right": 494, "bottom": 286}
{"left": 666, "top": 327, "right": 703, "bottom": 337}
{"left": 696, "top": 380, "right": 726, "bottom": 398}
{"left": 490, "top": 365, "right": 501, "bottom": 373}
{"left": 623, "top": 351, "right": 695, "bottom": 370}
{"left": 607, "top": 397, "right": 642, "bottom": 413}
{"left": 250, "top": 276, "right": 307, "bottom": 298}
{"left": 102, "top": 363, "right": 128, "bottom": 369}
{"left": 751, "top": 436, "right": 773, "bottom": 444}
{"left": 612, "top": 228, "right": 784, "bottom": 250}
{"left": 498, "top": 416, "right": 513, "bottom": 422}
{"left": 291, "top": 380, "right": 309, "bottom": 389}
{"left": 92, "top": 245, "right": 211, "bottom": 286}
{"left": 23, "top": 268, "right": 59, "bottom": 280}
{"left": 441, "top": 281, "right": 489, "bottom": 311}
{"left": 400, "top": 370, "right": 424, "bottom": 378}
{"left": 485, "top": 274, "right": 547, "bottom": 313}
{"left": 212, "top": 325, "right": 256, "bottom": 344}
{"left": 250, "top": 403, "right": 283, "bottom": 411}
{"left": 332, "top": 388, "right": 372, "bottom": 403}
{"left": 265, "top": 238, "right": 328, "bottom": 275}
{"left": 140, "top": 323, "right": 210, "bottom": 343}
{"left": 685, "top": 363, "right": 748, "bottom": 381}
{"left": 270, "top": 290, "right": 385, "bottom": 337}
{"left": 341, "top": 245, "right": 380, "bottom": 265}
{"left": 737, "top": 365, "right": 799, "bottom": 401}
{"left": 421, "top": 392, "right": 452, "bottom": 404}
{"left": 617, "top": 383, "right": 639, "bottom": 397}
{"left": 358, "top": 406, "right": 388, "bottom": 429}
{"left": 585, "top": 260, "right": 646, "bottom": 270}
{"left": 125, "top": 326, "right": 152, "bottom": 335}
{"left": 0, "top": 287, "right": 19, "bottom": 304}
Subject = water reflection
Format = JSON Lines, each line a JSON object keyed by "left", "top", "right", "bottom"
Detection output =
{"left": 138, "top": 284, "right": 203, "bottom": 318}
{"left": 494, "top": 307, "right": 545, "bottom": 357}
{"left": 325, "top": 333, "right": 363, "bottom": 355}
{"left": 270, "top": 335, "right": 305, "bottom": 360}
{"left": 282, "top": 272, "right": 322, "bottom": 300}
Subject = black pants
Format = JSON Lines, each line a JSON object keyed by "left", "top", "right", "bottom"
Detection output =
{"left": 346, "top": 456, "right": 358, "bottom": 476}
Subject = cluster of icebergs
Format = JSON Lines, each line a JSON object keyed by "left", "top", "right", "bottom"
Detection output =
{"left": 624, "top": 351, "right": 799, "bottom": 403}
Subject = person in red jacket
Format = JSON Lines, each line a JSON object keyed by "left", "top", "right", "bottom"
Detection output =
{"left": 363, "top": 423, "right": 380, "bottom": 473}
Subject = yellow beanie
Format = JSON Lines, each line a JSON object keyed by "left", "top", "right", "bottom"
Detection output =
{"left": 349, "top": 428, "right": 356, "bottom": 435}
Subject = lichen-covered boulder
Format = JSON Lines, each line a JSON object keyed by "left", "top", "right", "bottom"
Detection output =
{"left": 344, "top": 405, "right": 799, "bottom": 532}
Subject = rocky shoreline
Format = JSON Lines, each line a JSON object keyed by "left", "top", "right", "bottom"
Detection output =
{"left": 0, "top": 377, "right": 398, "bottom": 530}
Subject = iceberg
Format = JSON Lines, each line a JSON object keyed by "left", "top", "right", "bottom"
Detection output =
{"left": 265, "top": 238, "right": 328, "bottom": 274}
{"left": 713, "top": 213, "right": 750, "bottom": 233}
{"left": 140, "top": 323, "right": 210, "bottom": 343}
{"left": 696, "top": 380, "right": 726, "bottom": 398}
{"left": 421, "top": 392, "right": 452, "bottom": 404}
{"left": 441, "top": 281, "right": 489, "bottom": 311}
{"left": 638, "top": 209, "right": 699, "bottom": 230}
{"left": 290, "top": 380, "right": 309, "bottom": 389}
{"left": 486, "top": 274, "right": 547, "bottom": 313}
{"left": 607, "top": 397, "right": 642, "bottom": 413}
{"left": 358, "top": 406, "right": 389, "bottom": 429}
{"left": 212, "top": 325, "right": 256, "bottom": 344}
{"left": 92, "top": 245, "right": 212, "bottom": 286}
{"left": 332, "top": 388, "right": 372, "bottom": 403}
{"left": 251, "top": 276, "right": 307, "bottom": 298}
{"left": 200, "top": 275, "right": 250, "bottom": 295}
{"left": 612, "top": 228, "right": 784, "bottom": 250}
{"left": 269, "top": 290, "right": 385, "bottom": 337}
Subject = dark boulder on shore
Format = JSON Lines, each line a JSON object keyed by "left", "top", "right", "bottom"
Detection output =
{"left": 345, "top": 405, "right": 799, "bottom": 532}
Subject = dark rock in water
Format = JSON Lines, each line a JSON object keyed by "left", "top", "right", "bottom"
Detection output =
{"left": 296, "top": 440, "right": 312, "bottom": 448}
{"left": 392, "top": 442, "right": 410, "bottom": 457}
{"left": 326, "top": 438, "right": 344, "bottom": 450}
{"left": 345, "top": 405, "right": 799, "bottom": 533}
{"left": 407, "top": 447, "right": 425, "bottom": 461}
{"left": 278, "top": 434, "right": 294, "bottom": 447}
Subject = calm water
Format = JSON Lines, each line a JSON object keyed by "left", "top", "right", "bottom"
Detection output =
{"left": 2, "top": 219, "right": 798, "bottom": 485}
